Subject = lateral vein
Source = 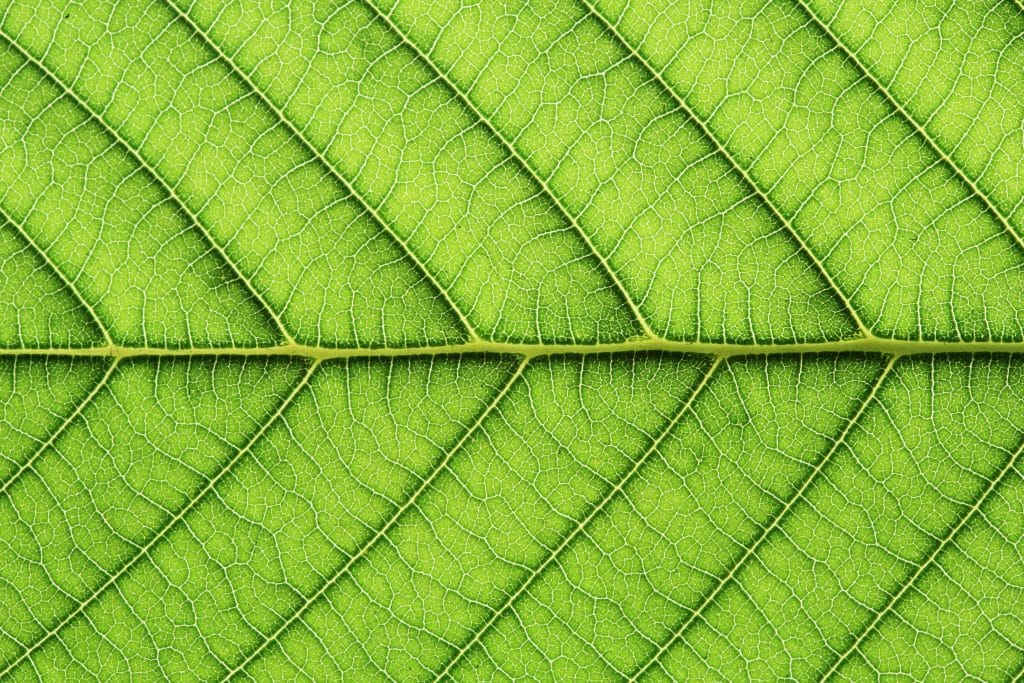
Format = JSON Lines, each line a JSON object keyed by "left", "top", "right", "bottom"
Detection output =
{"left": 0, "top": 360, "right": 320, "bottom": 679}
{"left": 791, "top": 0, "right": 1024, "bottom": 255}
{"left": 432, "top": 356, "right": 722, "bottom": 680}
{"left": 0, "top": 206, "right": 113, "bottom": 346}
{"left": 819, "top": 432, "right": 1024, "bottom": 680}
{"left": 577, "top": 0, "right": 873, "bottom": 339}
{"left": 222, "top": 356, "right": 530, "bottom": 680}
{"left": 159, "top": 0, "right": 481, "bottom": 342}
{"left": 628, "top": 355, "right": 897, "bottom": 681}
{"left": 360, "top": 0, "right": 657, "bottom": 340}
{"left": 0, "top": 29, "right": 295, "bottom": 346}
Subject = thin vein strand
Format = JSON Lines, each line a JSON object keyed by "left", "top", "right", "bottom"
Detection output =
{"left": 0, "top": 360, "right": 321, "bottom": 679}
{"left": 577, "top": 0, "right": 873, "bottom": 339}
{"left": 791, "top": 0, "right": 1024, "bottom": 254}
{"left": 0, "top": 29, "right": 295, "bottom": 346}
{"left": 629, "top": 355, "right": 897, "bottom": 681}
{"left": 360, "top": 0, "right": 657, "bottom": 340}
{"left": 819, "top": 433, "right": 1024, "bottom": 680}
{"left": 160, "top": 0, "right": 481, "bottom": 342}
{"left": 433, "top": 356, "right": 722, "bottom": 680}
{"left": 223, "top": 356, "right": 531, "bottom": 680}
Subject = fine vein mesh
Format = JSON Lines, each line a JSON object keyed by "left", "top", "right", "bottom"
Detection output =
{"left": 594, "top": 0, "right": 1024, "bottom": 342}
{"left": 0, "top": 0, "right": 1022, "bottom": 680}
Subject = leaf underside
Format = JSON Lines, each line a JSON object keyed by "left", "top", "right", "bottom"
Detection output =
{"left": 0, "top": 0, "right": 1022, "bottom": 681}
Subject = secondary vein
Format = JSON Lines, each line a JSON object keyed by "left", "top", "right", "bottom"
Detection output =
{"left": 628, "top": 354, "right": 897, "bottom": 681}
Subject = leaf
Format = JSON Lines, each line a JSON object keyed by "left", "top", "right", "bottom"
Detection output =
{"left": 0, "top": 0, "right": 1021, "bottom": 680}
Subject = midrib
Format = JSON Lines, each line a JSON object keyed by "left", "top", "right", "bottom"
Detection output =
{"left": 3, "top": 337, "right": 1024, "bottom": 359}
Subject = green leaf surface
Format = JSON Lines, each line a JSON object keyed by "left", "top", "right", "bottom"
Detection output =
{"left": 0, "top": 0, "right": 1022, "bottom": 680}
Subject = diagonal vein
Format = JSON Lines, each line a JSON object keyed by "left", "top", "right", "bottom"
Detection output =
{"left": 577, "top": 0, "right": 872, "bottom": 340}
{"left": 819, "top": 432, "right": 1024, "bottom": 680}
{"left": 159, "top": 0, "right": 479, "bottom": 342}
{"left": 432, "top": 356, "right": 722, "bottom": 681}
{"left": 0, "top": 358, "right": 119, "bottom": 498}
{"left": 359, "top": 0, "right": 655, "bottom": 340}
{"left": 791, "top": 0, "right": 1024, "bottom": 254}
{"left": 0, "top": 206, "right": 112, "bottom": 346}
{"left": 222, "top": 356, "right": 530, "bottom": 680}
{"left": 0, "top": 30, "right": 294, "bottom": 346}
{"left": 629, "top": 354, "right": 897, "bottom": 681}
{"left": 0, "top": 359, "right": 320, "bottom": 679}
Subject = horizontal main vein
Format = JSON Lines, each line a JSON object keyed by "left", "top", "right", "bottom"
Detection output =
{"left": 360, "top": 0, "right": 655, "bottom": 340}
{"left": 0, "top": 30, "right": 293, "bottom": 346}
{"left": 0, "top": 206, "right": 112, "bottom": 346}
{"left": 791, "top": 0, "right": 1024, "bottom": 254}
{"left": 224, "top": 356, "right": 530, "bottom": 680}
{"left": 577, "top": 0, "right": 872, "bottom": 339}
{"left": 432, "top": 356, "right": 722, "bottom": 681}
{"left": 1, "top": 338, "right": 1024, "bottom": 359}
{"left": 160, "top": 0, "right": 479, "bottom": 342}
{"left": 820, "top": 432, "right": 1024, "bottom": 680}
{"left": 0, "top": 360, "right": 320, "bottom": 679}
{"left": 628, "top": 355, "right": 897, "bottom": 681}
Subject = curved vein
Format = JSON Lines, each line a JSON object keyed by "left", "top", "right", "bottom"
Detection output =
{"left": 0, "top": 30, "right": 293, "bottom": 346}
{"left": 359, "top": 0, "right": 655, "bottom": 340}
{"left": 629, "top": 354, "right": 897, "bottom": 681}
{"left": 159, "top": 0, "right": 480, "bottom": 342}
{"left": 0, "top": 358, "right": 118, "bottom": 498}
{"left": 223, "top": 356, "right": 530, "bottom": 680}
{"left": 432, "top": 356, "right": 722, "bottom": 681}
{"left": 0, "top": 360, "right": 320, "bottom": 679}
{"left": 577, "top": 0, "right": 872, "bottom": 340}
{"left": 0, "top": 207, "right": 112, "bottom": 347}
{"left": 791, "top": 0, "right": 1024, "bottom": 254}
{"left": 819, "top": 433, "right": 1024, "bottom": 680}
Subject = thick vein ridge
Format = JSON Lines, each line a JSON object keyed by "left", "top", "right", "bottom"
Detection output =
{"left": 0, "top": 206, "right": 112, "bottom": 346}
{"left": 629, "top": 355, "right": 897, "bottom": 681}
{"left": 0, "top": 358, "right": 118, "bottom": 498}
{"left": 432, "top": 356, "right": 722, "bottom": 681}
{"left": 160, "top": 0, "right": 479, "bottom": 342}
{"left": 577, "top": 0, "right": 872, "bottom": 339}
{"left": 0, "top": 360, "right": 320, "bottom": 679}
{"left": 0, "top": 30, "right": 294, "bottom": 346}
{"left": 359, "top": 0, "right": 655, "bottom": 340}
{"left": 1, "top": 338, "right": 1024, "bottom": 359}
{"left": 791, "top": 0, "right": 1024, "bottom": 253}
{"left": 819, "top": 433, "right": 1024, "bottom": 680}
{"left": 223, "top": 356, "right": 530, "bottom": 680}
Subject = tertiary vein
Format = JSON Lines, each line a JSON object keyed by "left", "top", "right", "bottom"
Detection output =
{"left": 0, "top": 360, "right": 320, "bottom": 678}
{"left": 0, "top": 29, "right": 294, "bottom": 346}
{"left": 628, "top": 355, "right": 896, "bottom": 680}
{"left": 221, "top": 356, "right": 529, "bottom": 679}
{"left": 577, "top": 0, "right": 873, "bottom": 339}
{"left": 160, "top": 0, "right": 481, "bottom": 342}
{"left": 432, "top": 356, "right": 721, "bottom": 680}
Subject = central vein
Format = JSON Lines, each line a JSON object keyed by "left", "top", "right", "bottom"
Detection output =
{"left": 2, "top": 337, "right": 1024, "bottom": 359}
